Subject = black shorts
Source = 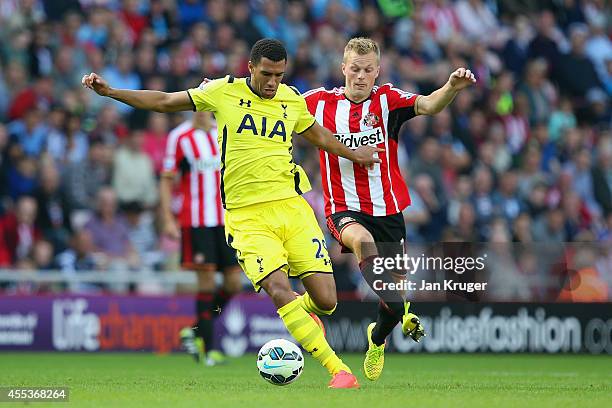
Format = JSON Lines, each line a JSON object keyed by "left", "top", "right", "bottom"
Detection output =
{"left": 181, "top": 226, "right": 238, "bottom": 270}
{"left": 326, "top": 210, "right": 406, "bottom": 256}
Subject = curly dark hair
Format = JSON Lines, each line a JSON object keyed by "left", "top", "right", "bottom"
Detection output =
{"left": 250, "top": 38, "right": 287, "bottom": 65}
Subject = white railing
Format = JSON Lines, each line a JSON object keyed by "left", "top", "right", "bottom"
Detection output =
{"left": 0, "top": 270, "right": 197, "bottom": 285}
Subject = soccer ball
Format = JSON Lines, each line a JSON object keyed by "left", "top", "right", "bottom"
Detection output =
{"left": 256, "top": 339, "right": 304, "bottom": 386}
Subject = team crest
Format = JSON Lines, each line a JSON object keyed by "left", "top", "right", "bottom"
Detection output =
{"left": 363, "top": 112, "right": 380, "bottom": 127}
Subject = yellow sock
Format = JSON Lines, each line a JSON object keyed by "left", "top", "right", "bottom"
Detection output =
{"left": 278, "top": 298, "right": 349, "bottom": 376}
{"left": 299, "top": 292, "right": 336, "bottom": 315}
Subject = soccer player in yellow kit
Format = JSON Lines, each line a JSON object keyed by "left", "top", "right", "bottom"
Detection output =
{"left": 82, "top": 39, "right": 382, "bottom": 388}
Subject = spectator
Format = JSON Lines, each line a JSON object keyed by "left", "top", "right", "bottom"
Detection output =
{"left": 0, "top": 196, "right": 41, "bottom": 264}
{"left": 548, "top": 97, "right": 577, "bottom": 142}
{"left": 7, "top": 107, "right": 48, "bottom": 157}
{"left": 527, "top": 10, "right": 564, "bottom": 69}
{"left": 252, "top": 0, "right": 297, "bottom": 55}
{"left": 592, "top": 138, "right": 612, "bottom": 216}
{"left": 533, "top": 207, "right": 567, "bottom": 242}
{"left": 413, "top": 173, "right": 447, "bottom": 242}
{"left": 76, "top": 6, "right": 109, "bottom": 48}
{"left": 493, "top": 170, "right": 523, "bottom": 222}
{"left": 177, "top": 0, "right": 206, "bottom": 30}
{"left": 410, "top": 137, "right": 446, "bottom": 205}
{"left": 34, "top": 160, "right": 72, "bottom": 252}
{"left": 123, "top": 201, "right": 161, "bottom": 270}
{"left": 455, "top": 0, "right": 502, "bottom": 45}
{"left": 102, "top": 51, "right": 141, "bottom": 115}
{"left": 142, "top": 112, "right": 169, "bottom": 175}
{"left": 63, "top": 138, "right": 112, "bottom": 211}
{"left": 421, "top": 0, "right": 463, "bottom": 45}
{"left": 584, "top": 16, "right": 612, "bottom": 85}
{"left": 55, "top": 228, "right": 101, "bottom": 293}
{"left": 517, "top": 59, "right": 556, "bottom": 126}
{"left": 31, "top": 239, "right": 55, "bottom": 271}
{"left": 7, "top": 155, "right": 38, "bottom": 200}
{"left": 112, "top": 129, "right": 157, "bottom": 208}
{"left": 512, "top": 212, "right": 533, "bottom": 242}
{"left": 555, "top": 24, "right": 602, "bottom": 100}
{"left": 229, "top": 1, "right": 260, "bottom": 47}
{"left": 84, "top": 187, "right": 138, "bottom": 271}
{"left": 46, "top": 113, "right": 88, "bottom": 165}
{"left": 563, "top": 147, "right": 601, "bottom": 216}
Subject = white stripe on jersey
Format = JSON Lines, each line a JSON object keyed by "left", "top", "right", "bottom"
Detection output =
{"left": 361, "top": 100, "right": 386, "bottom": 216}
{"left": 380, "top": 94, "right": 399, "bottom": 212}
{"left": 335, "top": 99, "right": 360, "bottom": 211}
{"left": 303, "top": 87, "right": 325, "bottom": 98}
{"left": 316, "top": 100, "right": 335, "bottom": 214}
{"left": 192, "top": 130, "right": 214, "bottom": 227}
{"left": 180, "top": 136, "right": 200, "bottom": 226}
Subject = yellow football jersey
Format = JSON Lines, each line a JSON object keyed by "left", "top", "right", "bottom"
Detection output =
{"left": 187, "top": 76, "right": 315, "bottom": 209}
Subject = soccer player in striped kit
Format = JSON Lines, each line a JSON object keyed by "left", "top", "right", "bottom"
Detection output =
{"left": 304, "top": 37, "right": 476, "bottom": 381}
{"left": 160, "top": 111, "right": 242, "bottom": 366}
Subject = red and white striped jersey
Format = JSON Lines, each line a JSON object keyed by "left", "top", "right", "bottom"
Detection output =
{"left": 304, "top": 84, "right": 420, "bottom": 217}
{"left": 163, "top": 121, "right": 224, "bottom": 227}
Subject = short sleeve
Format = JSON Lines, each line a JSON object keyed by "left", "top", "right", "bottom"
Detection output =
{"left": 303, "top": 87, "right": 324, "bottom": 116}
{"left": 384, "top": 83, "right": 420, "bottom": 112}
{"left": 383, "top": 84, "right": 422, "bottom": 138}
{"left": 186, "top": 77, "right": 227, "bottom": 112}
{"left": 294, "top": 96, "right": 317, "bottom": 134}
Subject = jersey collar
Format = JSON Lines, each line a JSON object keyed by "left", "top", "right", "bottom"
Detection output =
{"left": 246, "top": 77, "right": 266, "bottom": 100}
{"left": 343, "top": 88, "right": 372, "bottom": 105}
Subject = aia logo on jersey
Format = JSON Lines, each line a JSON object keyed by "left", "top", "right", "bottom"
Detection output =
{"left": 363, "top": 112, "right": 380, "bottom": 127}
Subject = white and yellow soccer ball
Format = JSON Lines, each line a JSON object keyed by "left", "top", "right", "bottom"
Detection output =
{"left": 256, "top": 339, "right": 304, "bottom": 386}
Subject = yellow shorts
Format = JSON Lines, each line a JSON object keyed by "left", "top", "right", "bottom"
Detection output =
{"left": 224, "top": 196, "right": 333, "bottom": 292}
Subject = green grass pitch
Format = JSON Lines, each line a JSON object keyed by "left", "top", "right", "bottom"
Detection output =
{"left": 2, "top": 353, "right": 611, "bottom": 407}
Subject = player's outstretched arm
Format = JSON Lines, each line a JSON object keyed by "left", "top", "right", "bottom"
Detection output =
{"left": 300, "top": 122, "right": 383, "bottom": 168}
{"left": 82, "top": 72, "right": 194, "bottom": 113}
{"left": 416, "top": 67, "right": 476, "bottom": 115}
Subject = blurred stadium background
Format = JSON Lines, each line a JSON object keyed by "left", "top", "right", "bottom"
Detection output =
{"left": 0, "top": 0, "right": 611, "bottom": 362}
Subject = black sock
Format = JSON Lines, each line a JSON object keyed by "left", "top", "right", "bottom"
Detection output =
{"left": 371, "top": 301, "right": 404, "bottom": 346}
{"left": 213, "top": 288, "right": 232, "bottom": 315}
{"left": 359, "top": 256, "right": 407, "bottom": 346}
{"left": 195, "top": 291, "right": 214, "bottom": 351}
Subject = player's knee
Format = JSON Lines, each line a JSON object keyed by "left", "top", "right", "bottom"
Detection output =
{"left": 317, "top": 300, "right": 337, "bottom": 315}
{"left": 261, "top": 278, "right": 294, "bottom": 307}
{"left": 314, "top": 290, "right": 337, "bottom": 314}
{"left": 350, "top": 230, "right": 376, "bottom": 258}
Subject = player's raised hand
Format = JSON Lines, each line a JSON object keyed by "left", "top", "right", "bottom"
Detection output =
{"left": 448, "top": 68, "right": 476, "bottom": 91}
{"left": 81, "top": 72, "right": 111, "bottom": 96}
{"left": 353, "top": 145, "right": 384, "bottom": 169}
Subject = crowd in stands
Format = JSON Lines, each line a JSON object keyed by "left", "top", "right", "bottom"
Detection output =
{"left": 0, "top": 0, "right": 610, "bottom": 300}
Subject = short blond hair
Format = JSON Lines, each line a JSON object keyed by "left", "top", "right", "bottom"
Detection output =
{"left": 343, "top": 37, "right": 380, "bottom": 63}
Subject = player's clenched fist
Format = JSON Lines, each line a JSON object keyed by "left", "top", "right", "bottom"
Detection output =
{"left": 448, "top": 68, "right": 476, "bottom": 91}
{"left": 81, "top": 72, "right": 111, "bottom": 96}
